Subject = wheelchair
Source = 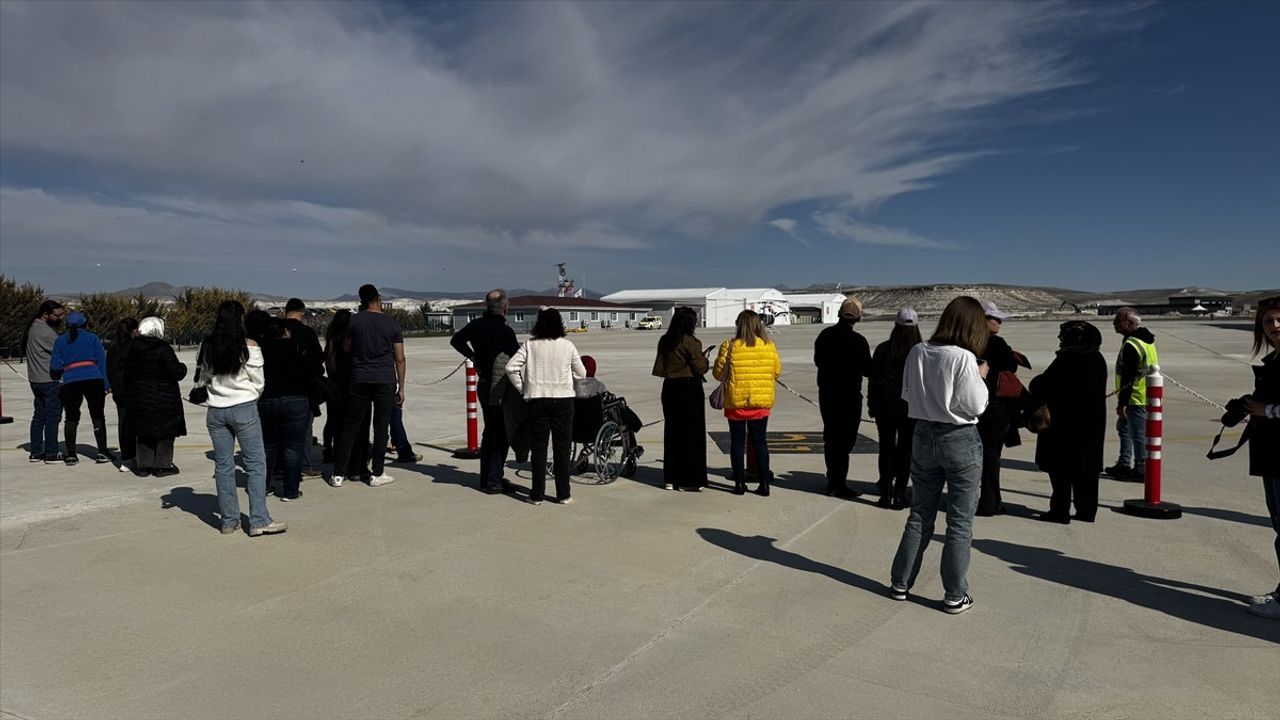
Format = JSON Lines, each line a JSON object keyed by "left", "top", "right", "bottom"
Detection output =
{"left": 569, "top": 392, "right": 643, "bottom": 484}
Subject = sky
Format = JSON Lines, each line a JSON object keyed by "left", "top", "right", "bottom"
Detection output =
{"left": 0, "top": 0, "right": 1277, "bottom": 297}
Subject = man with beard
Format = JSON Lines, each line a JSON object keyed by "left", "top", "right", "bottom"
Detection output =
{"left": 24, "top": 300, "right": 66, "bottom": 463}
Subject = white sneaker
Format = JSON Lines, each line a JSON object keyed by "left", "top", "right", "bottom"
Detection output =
{"left": 664, "top": 483, "right": 674, "bottom": 491}
{"left": 1248, "top": 590, "right": 1279, "bottom": 606}
{"left": 327, "top": 474, "right": 345, "bottom": 488}
{"left": 1246, "top": 597, "right": 1280, "bottom": 619}
{"left": 368, "top": 474, "right": 395, "bottom": 487}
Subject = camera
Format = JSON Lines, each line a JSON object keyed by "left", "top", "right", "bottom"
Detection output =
{"left": 1221, "top": 397, "right": 1249, "bottom": 428}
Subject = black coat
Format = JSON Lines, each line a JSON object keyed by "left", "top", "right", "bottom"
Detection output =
{"left": 868, "top": 341, "right": 909, "bottom": 420}
{"left": 813, "top": 322, "right": 872, "bottom": 399}
{"left": 1248, "top": 351, "right": 1279, "bottom": 478}
{"left": 123, "top": 337, "right": 188, "bottom": 440}
{"left": 1030, "top": 348, "right": 1108, "bottom": 476}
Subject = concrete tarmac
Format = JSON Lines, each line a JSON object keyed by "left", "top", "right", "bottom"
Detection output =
{"left": 1, "top": 319, "right": 1277, "bottom": 719}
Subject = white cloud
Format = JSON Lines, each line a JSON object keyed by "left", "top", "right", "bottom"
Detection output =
{"left": 768, "top": 219, "right": 797, "bottom": 234}
{"left": 812, "top": 211, "right": 957, "bottom": 249}
{"left": 0, "top": 1, "right": 1135, "bottom": 283}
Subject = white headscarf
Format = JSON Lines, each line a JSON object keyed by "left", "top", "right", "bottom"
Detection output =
{"left": 139, "top": 316, "right": 165, "bottom": 339}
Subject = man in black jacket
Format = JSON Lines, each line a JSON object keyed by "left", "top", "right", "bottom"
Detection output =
{"left": 813, "top": 296, "right": 872, "bottom": 498}
{"left": 284, "top": 298, "right": 325, "bottom": 478}
{"left": 451, "top": 289, "right": 520, "bottom": 493}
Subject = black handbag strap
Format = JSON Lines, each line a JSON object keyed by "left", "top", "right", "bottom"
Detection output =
{"left": 1206, "top": 422, "right": 1251, "bottom": 460}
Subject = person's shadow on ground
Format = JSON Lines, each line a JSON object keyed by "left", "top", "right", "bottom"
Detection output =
{"left": 972, "top": 538, "right": 1280, "bottom": 644}
{"left": 160, "top": 486, "right": 222, "bottom": 530}
{"left": 697, "top": 528, "right": 891, "bottom": 598}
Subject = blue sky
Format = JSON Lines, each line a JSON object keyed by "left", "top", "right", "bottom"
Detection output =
{"left": 1, "top": 1, "right": 1276, "bottom": 297}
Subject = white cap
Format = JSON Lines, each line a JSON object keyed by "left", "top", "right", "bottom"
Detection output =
{"left": 981, "top": 300, "right": 1006, "bottom": 321}
{"left": 895, "top": 307, "right": 918, "bottom": 326}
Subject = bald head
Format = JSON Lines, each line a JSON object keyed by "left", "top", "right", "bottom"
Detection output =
{"left": 486, "top": 289, "right": 509, "bottom": 315}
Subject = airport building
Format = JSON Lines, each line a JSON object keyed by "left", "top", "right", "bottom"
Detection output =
{"left": 451, "top": 295, "right": 652, "bottom": 334}
{"left": 781, "top": 293, "right": 847, "bottom": 325}
{"left": 600, "top": 288, "right": 794, "bottom": 328}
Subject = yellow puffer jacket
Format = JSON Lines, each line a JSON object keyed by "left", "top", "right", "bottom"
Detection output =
{"left": 713, "top": 338, "right": 782, "bottom": 410}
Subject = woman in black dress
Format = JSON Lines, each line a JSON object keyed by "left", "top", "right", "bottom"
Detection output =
{"left": 652, "top": 307, "right": 709, "bottom": 491}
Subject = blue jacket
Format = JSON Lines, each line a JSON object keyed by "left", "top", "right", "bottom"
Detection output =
{"left": 50, "top": 330, "right": 109, "bottom": 390}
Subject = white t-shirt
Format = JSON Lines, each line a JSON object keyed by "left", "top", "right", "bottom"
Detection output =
{"left": 902, "top": 342, "right": 989, "bottom": 425}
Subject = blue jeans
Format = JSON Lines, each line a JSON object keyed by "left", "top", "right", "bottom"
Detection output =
{"left": 391, "top": 405, "right": 411, "bottom": 456}
{"left": 891, "top": 421, "right": 982, "bottom": 602}
{"left": 29, "top": 381, "right": 62, "bottom": 458}
{"left": 207, "top": 402, "right": 272, "bottom": 531}
{"left": 260, "top": 395, "right": 309, "bottom": 498}
{"left": 1116, "top": 405, "right": 1148, "bottom": 471}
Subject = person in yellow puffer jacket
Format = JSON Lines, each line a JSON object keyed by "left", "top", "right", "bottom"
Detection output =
{"left": 713, "top": 310, "right": 782, "bottom": 496}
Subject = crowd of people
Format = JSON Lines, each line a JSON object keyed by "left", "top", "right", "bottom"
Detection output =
{"left": 17, "top": 287, "right": 1280, "bottom": 619}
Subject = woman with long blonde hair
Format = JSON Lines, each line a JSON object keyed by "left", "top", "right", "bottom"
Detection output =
{"left": 712, "top": 310, "right": 782, "bottom": 496}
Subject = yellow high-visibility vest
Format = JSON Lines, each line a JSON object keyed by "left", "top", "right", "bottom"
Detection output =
{"left": 1115, "top": 336, "right": 1159, "bottom": 406}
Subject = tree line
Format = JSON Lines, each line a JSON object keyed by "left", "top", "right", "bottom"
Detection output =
{"left": 0, "top": 275, "right": 449, "bottom": 358}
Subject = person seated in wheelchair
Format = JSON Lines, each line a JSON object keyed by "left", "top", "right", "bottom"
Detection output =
{"left": 570, "top": 356, "right": 643, "bottom": 477}
{"left": 574, "top": 355, "right": 608, "bottom": 399}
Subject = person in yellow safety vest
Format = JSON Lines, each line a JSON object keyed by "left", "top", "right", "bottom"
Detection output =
{"left": 1103, "top": 307, "right": 1159, "bottom": 481}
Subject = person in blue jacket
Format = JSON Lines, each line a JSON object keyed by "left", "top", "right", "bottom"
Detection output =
{"left": 49, "top": 312, "right": 114, "bottom": 465}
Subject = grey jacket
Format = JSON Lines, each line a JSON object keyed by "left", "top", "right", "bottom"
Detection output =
{"left": 26, "top": 320, "right": 58, "bottom": 384}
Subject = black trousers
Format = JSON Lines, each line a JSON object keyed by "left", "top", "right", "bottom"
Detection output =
{"left": 527, "top": 398, "right": 573, "bottom": 501}
{"left": 60, "top": 379, "right": 109, "bottom": 457}
{"left": 729, "top": 417, "right": 771, "bottom": 484}
{"left": 113, "top": 399, "right": 136, "bottom": 462}
{"left": 819, "top": 392, "right": 861, "bottom": 491}
{"left": 875, "top": 414, "right": 915, "bottom": 498}
{"left": 662, "top": 377, "right": 708, "bottom": 488}
{"left": 479, "top": 398, "right": 509, "bottom": 490}
{"left": 1048, "top": 471, "right": 1099, "bottom": 520}
{"left": 978, "top": 411, "right": 1009, "bottom": 514}
{"left": 336, "top": 382, "right": 395, "bottom": 477}
{"left": 136, "top": 437, "right": 175, "bottom": 471}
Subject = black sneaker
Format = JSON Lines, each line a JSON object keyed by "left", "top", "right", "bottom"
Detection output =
{"left": 29, "top": 453, "right": 43, "bottom": 463}
{"left": 1103, "top": 463, "right": 1132, "bottom": 479}
{"left": 95, "top": 451, "right": 112, "bottom": 464}
{"left": 65, "top": 455, "right": 80, "bottom": 466}
{"left": 44, "top": 453, "right": 65, "bottom": 464}
{"left": 943, "top": 594, "right": 974, "bottom": 615}
{"left": 890, "top": 585, "right": 909, "bottom": 601}
{"left": 280, "top": 491, "right": 303, "bottom": 502}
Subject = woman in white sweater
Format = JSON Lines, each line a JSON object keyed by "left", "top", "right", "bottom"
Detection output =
{"left": 197, "top": 301, "right": 285, "bottom": 537}
{"left": 890, "top": 296, "right": 990, "bottom": 614}
{"left": 506, "top": 308, "right": 586, "bottom": 505}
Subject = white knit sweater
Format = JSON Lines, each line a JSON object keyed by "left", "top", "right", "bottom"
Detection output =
{"left": 202, "top": 345, "right": 266, "bottom": 408}
{"left": 506, "top": 338, "right": 586, "bottom": 400}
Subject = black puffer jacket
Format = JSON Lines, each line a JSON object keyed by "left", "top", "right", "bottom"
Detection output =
{"left": 123, "top": 337, "right": 188, "bottom": 439}
{"left": 1249, "top": 352, "right": 1279, "bottom": 478}
{"left": 1030, "top": 349, "right": 1108, "bottom": 476}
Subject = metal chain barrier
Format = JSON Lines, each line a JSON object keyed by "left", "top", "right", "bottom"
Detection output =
{"left": 775, "top": 378, "right": 820, "bottom": 408}
{"left": 1162, "top": 372, "right": 1227, "bottom": 412}
{"left": 403, "top": 360, "right": 467, "bottom": 388}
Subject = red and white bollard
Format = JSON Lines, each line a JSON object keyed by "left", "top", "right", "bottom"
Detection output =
{"left": 1121, "top": 364, "right": 1182, "bottom": 519}
{"left": 453, "top": 360, "right": 481, "bottom": 459}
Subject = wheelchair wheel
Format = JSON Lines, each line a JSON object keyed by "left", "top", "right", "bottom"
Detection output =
{"left": 593, "top": 421, "right": 624, "bottom": 483}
